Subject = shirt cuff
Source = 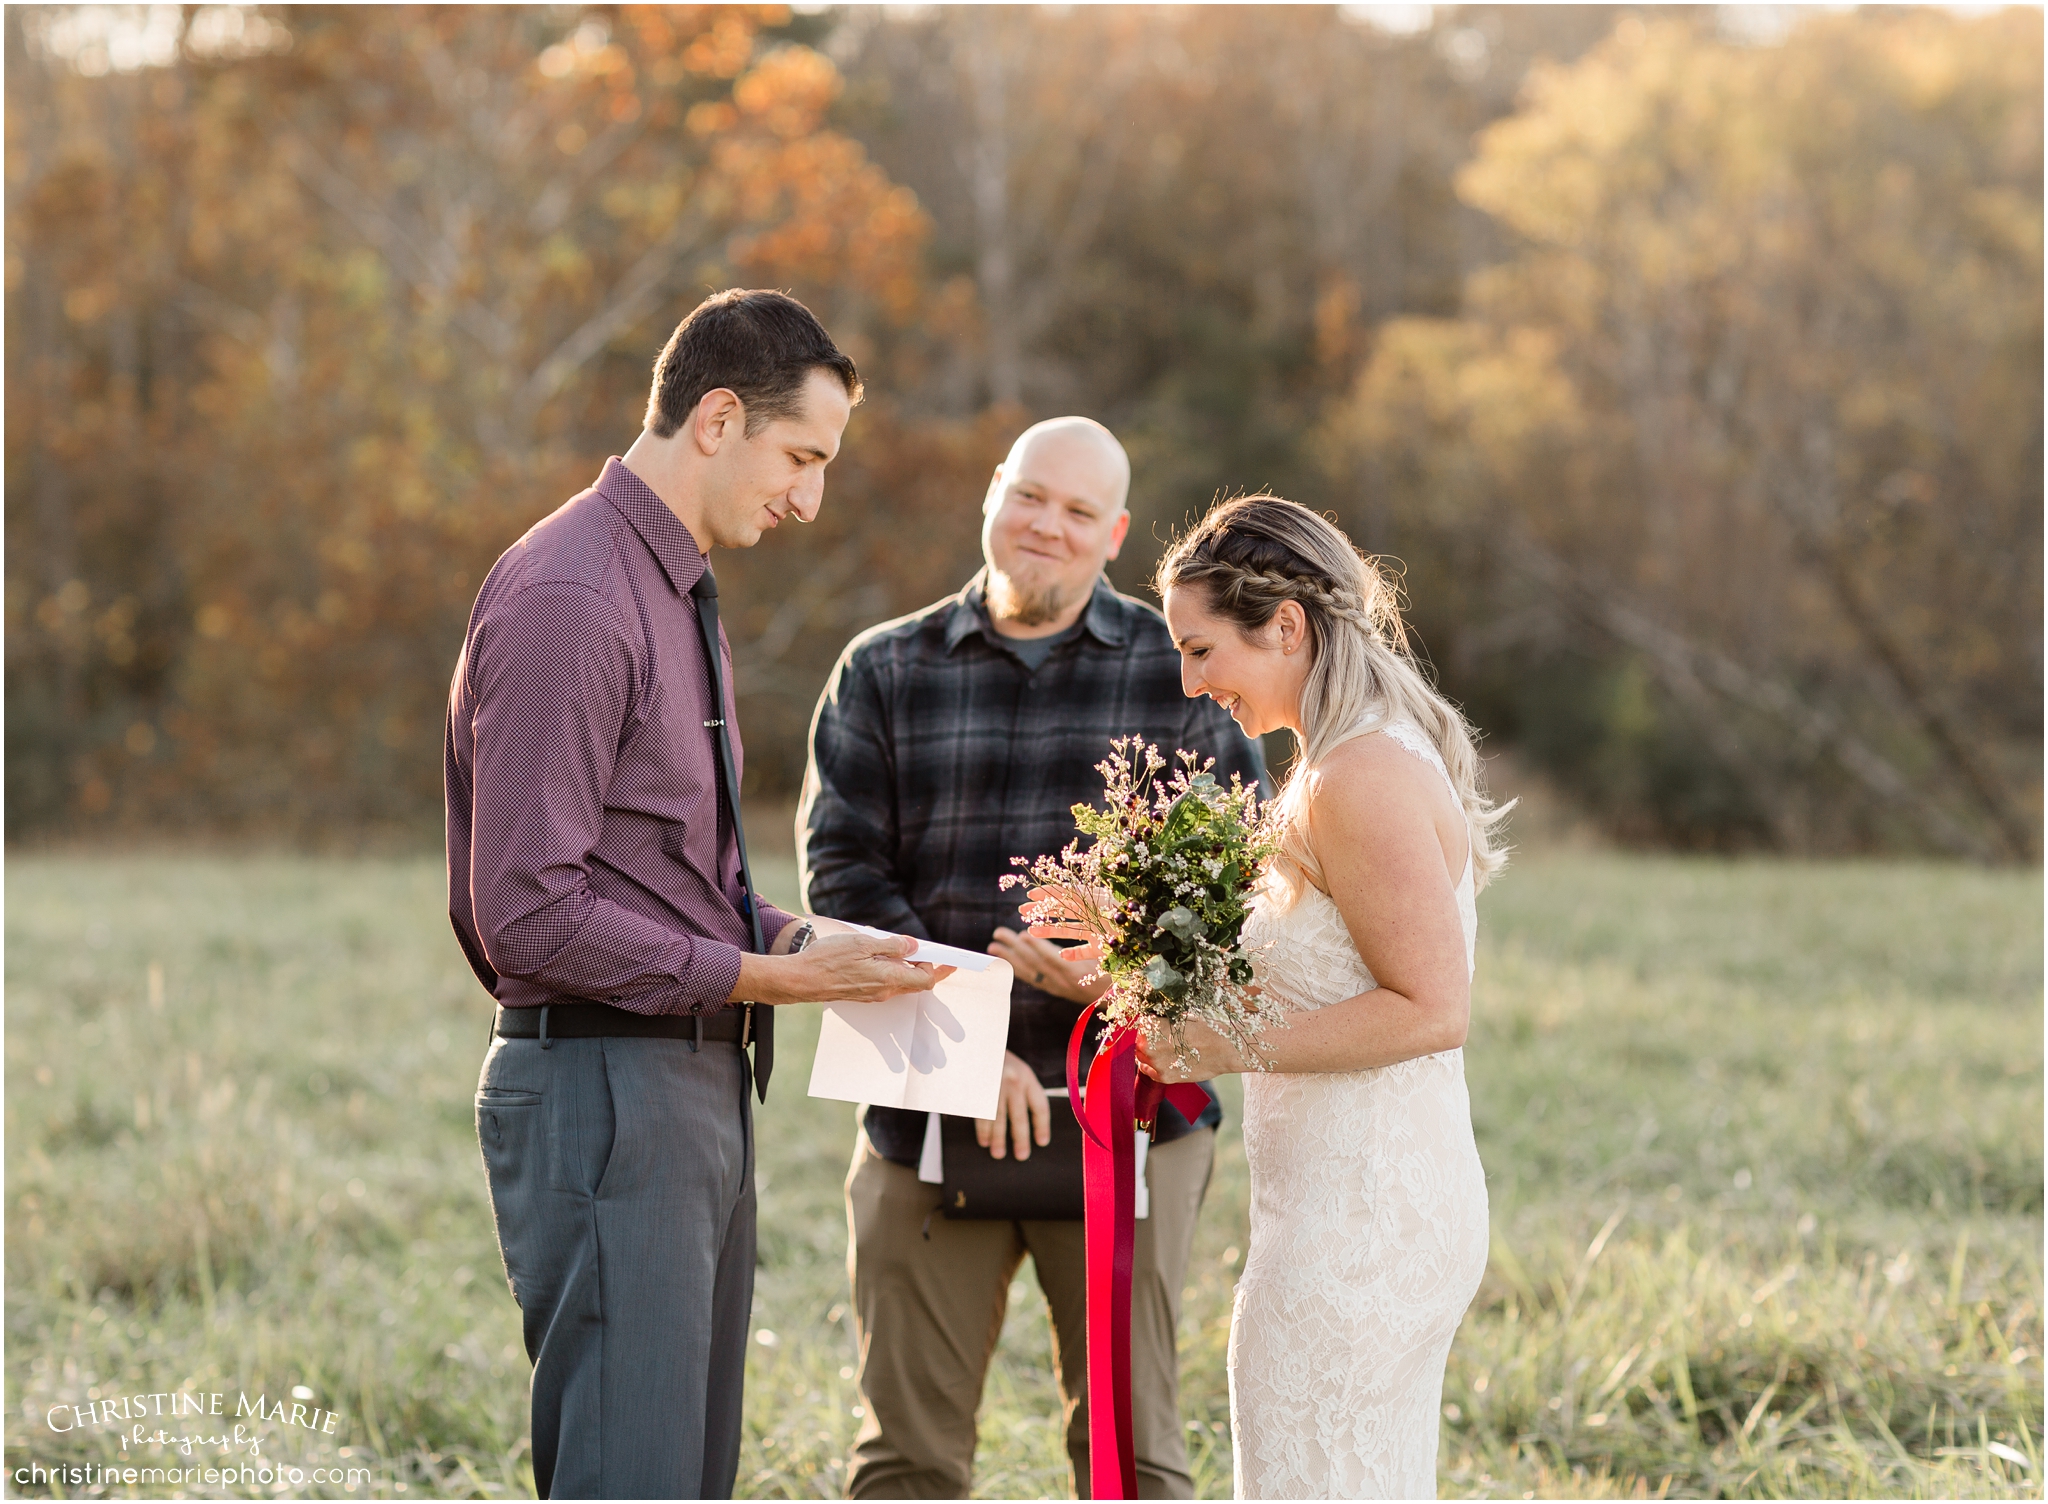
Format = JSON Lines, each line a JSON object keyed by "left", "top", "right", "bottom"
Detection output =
{"left": 691, "top": 938, "right": 747, "bottom": 1014}
{"left": 602, "top": 937, "right": 746, "bottom": 1017}
{"left": 757, "top": 901, "right": 801, "bottom": 945}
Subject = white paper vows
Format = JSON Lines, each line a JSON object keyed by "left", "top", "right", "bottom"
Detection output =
{"left": 807, "top": 949, "right": 1012, "bottom": 1121}
{"left": 844, "top": 923, "right": 996, "bottom": 972}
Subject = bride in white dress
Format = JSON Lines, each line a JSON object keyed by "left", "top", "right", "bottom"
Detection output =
{"left": 1141, "top": 496, "right": 1511, "bottom": 1499}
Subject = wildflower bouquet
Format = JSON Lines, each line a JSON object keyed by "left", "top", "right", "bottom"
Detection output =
{"left": 1004, "top": 737, "right": 1278, "bottom": 1070}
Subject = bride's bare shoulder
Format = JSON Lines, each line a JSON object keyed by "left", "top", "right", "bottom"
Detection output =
{"left": 1300, "top": 730, "right": 1459, "bottom": 871}
{"left": 1307, "top": 731, "right": 1442, "bottom": 811}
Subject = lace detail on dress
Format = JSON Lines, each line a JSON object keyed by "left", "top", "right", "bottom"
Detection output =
{"left": 1227, "top": 719, "right": 1489, "bottom": 1499}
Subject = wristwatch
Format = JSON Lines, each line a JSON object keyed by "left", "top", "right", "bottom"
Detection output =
{"left": 786, "top": 920, "right": 817, "bottom": 955}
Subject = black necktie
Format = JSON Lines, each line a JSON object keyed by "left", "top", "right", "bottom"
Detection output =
{"left": 689, "top": 567, "right": 772, "bottom": 1101}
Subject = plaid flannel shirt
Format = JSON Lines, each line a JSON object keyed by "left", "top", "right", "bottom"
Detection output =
{"left": 798, "top": 569, "right": 1267, "bottom": 1166}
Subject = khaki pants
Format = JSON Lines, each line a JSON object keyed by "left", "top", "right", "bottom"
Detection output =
{"left": 843, "top": 1125, "right": 1215, "bottom": 1500}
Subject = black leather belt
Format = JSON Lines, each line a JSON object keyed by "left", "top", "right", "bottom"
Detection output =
{"left": 494, "top": 1002, "right": 749, "bottom": 1046}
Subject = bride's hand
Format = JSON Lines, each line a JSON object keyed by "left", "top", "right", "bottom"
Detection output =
{"left": 1135, "top": 1016, "right": 1244, "bottom": 1083}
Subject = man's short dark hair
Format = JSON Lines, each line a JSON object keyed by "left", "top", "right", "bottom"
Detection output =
{"left": 644, "top": 289, "right": 862, "bottom": 439}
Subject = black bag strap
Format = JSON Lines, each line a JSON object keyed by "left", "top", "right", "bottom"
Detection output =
{"left": 690, "top": 567, "right": 772, "bottom": 1101}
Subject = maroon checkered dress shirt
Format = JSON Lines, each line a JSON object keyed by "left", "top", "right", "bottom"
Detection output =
{"left": 445, "top": 457, "right": 797, "bottom": 1015}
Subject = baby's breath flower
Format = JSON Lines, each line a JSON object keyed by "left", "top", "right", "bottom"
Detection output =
{"left": 1003, "top": 737, "right": 1278, "bottom": 1070}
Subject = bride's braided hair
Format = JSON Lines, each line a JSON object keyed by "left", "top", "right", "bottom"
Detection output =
{"left": 1155, "top": 495, "right": 1511, "bottom": 904}
{"left": 1201, "top": 565, "right": 1383, "bottom": 641}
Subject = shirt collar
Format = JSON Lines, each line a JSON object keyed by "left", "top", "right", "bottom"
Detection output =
{"left": 1081, "top": 576, "right": 1130, "bottom": 646}
{"left": 944, "top": 568, "right": 1130, "bottom": 653}
{"left": 596, "top": 456, "right": 706, "bottom": 597}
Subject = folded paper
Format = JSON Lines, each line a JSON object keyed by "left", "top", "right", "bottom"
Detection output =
{"left": 846, "top": 922, "right": 997, "bottom": 972}
{"left": 808, "top": 954, "right": 1012, "bottom": 1120}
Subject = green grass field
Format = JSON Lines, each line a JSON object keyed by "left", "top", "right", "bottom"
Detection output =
{"left": 5, "top": 849, "right": 2040, "bottom": 1498}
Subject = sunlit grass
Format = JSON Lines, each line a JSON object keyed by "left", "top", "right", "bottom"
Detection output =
{"left": 4, "top": 851, "right": 2039, "bottom": 1498}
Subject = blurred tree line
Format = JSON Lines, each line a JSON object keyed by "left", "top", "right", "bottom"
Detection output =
{"left": 7, "top": 4, "right": 2040, "bottom": 857}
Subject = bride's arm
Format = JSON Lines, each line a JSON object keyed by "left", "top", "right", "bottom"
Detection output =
{"left": 1140, "top": 735, "right": 1471, "bottom": 1079}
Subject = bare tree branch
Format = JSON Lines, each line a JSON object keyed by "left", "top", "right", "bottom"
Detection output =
{"left": 510, "top": 208, "right": 718, "bottom": 422}
{"left": 175, "top": 279, "right": 268, "bottom": 345}
{"left": 956, "top": 11, "right": 1018, "bottom": 405}
{"left": 1762, "top": 408, "right": 2034, "bottom": 860}
{"left": 525, "top": 116, "right": 652, "bottom": 237}
{"left": 740, "top": 544, "right": 871, "bottom": 669}
{"left": 281, "top": 137, "right": 518, "bottom": 358}
{"left": 1504, "top": 530, "right": 1995, "bottom": 861}
{"left": 1013, "top": 57, "right": 1139, "bottom": 346}
{"left": 1798, "top": 529, "right": 2034, "bottom": 859}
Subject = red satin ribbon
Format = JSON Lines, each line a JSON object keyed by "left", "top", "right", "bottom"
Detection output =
{"left": 1066, "top": 1004, "right": 1209, "bottom": 1500}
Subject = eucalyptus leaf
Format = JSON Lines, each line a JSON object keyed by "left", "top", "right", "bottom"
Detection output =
{"left": 1144, "top": 954, "right": 1186, "bottom": 997}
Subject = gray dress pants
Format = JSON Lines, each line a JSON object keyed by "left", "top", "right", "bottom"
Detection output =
{"left": 475, "top": 1033, "right": 756, "bottom": 1499}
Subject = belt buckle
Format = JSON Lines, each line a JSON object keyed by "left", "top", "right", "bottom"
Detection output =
{"left": 740, "top": 1002, "right": 753, "bottom": 1049}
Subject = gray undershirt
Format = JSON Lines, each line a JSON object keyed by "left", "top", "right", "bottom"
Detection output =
{"left": 994, "top": 613, "right": 1089, "bottom": 672}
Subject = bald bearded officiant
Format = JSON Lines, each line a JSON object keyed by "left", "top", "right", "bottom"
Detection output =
{"left": 800, "top": 417, "right": 1266, "bottom": 1498}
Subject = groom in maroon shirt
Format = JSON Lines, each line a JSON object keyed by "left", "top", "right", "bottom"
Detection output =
{"left": 446, "top": 290, "right": 941, "bottom": 1499}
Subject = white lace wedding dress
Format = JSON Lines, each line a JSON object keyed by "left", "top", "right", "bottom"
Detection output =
{"left": 1228, "top": 719, "right": 1490, "bottom": 1499}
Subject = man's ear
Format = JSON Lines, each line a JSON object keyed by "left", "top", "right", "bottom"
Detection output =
{"left": 981, "top": 466, "right": 1006, "bottom": 515}
{"left": 693, "top": 388, "right": 743, "bottom": 456}
{"left": 1104, "top": 508, "right": 1132, "bottom": 561}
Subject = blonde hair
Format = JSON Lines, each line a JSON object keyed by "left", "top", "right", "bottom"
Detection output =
{"left": 1155, "top": 495, "right": 1511, "bottom": 904}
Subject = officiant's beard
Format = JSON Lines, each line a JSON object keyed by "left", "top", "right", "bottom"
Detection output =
{"left": 986, "top": 568, "right": 1071, "bottom": 627}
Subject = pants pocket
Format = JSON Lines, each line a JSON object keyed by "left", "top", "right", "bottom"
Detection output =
{"left": 547, "top": 1043, "right": 616, "bottom": 1196}
{"left": 476, "top": 1088, "right": 543, "bottom": 1146}
{"left": 475, "top": 1089, "right": 545, "bottom": 1302}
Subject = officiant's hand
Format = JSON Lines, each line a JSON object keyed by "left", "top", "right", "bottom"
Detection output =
{"left": 1018, "top": 884, "right": 1108, "bottom": 964}
{"left": 976, "top": 1051, "right": 1052, "bottom": 1160}
{"left": 989, "top": 927, "right": 1108, "bottom": 1006}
